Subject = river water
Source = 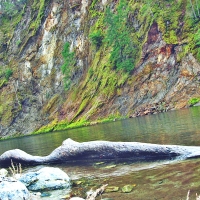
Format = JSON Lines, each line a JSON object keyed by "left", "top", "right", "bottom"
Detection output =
{"left": 0, "top": 106, "right": 200, "bottom": 199}
{"left": 0, "top": 106, "right": 200, "bottom": 156}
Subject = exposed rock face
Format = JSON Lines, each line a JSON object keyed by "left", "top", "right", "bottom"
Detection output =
{"left": 1, "top": 138, "right": 200, "bottom": 167}
{"left": 0, "top": 177, "right": 31, "bottom": 200}
{"left": 19, "top": 167, "right": 71, "bottom": 191}
{"left": 0, "top": 0, "right": 199, "bottom": 136}
{"left": 110, "top": 24, "right": 200, "bottom": 117}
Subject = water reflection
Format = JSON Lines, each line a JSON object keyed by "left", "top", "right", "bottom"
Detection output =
{"left": 0, "top": 106, "right": 200, "bottom": 156}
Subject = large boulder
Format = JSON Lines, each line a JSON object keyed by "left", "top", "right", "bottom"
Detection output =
{"left": 1, "top": 138, "right": 200, "bottom": 167}
{"left": 0, "top": 177, "right": 30, "bottom": 200}
{"left": 19, "top": 167, "right": 71, "bottom": 191}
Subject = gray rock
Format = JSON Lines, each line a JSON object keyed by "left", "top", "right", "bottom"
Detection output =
{"left": 121, "top": 184, "right": 134, "bottom": 193}
{"left": 2, "top": 138, "right": 200, "bottom": 167}
{"left": 19, "top": 167, "right": 71, "bottom": 191}
{"left": 0, "top": 169, "right": 8, "bottom": 177}
{"left": 194, "top": 102, "right": 200, "bottom": 106}
{"left": 0, "top": 177, "right": 30, "bottom": 200}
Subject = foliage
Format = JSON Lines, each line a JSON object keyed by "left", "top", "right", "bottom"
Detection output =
{"left": 0, "top": 67, "right": 13, "bottom": 88}
{"left": 61, "top": 42, "right": 76, "bottom": 90}
{"left": 2, "top": 1, "right": 15, "bottom": 16}
{"left": 188, "top": 0, "right": 200, "bottom": 19}
{"left": 194, "top": 29, "right": 200, "bottom": 61}
{"left": 188, "top": 97, "right": 200, "bottom": 106}
{"left": 0, "top": 0, "right": 27, "bottom": 17}
{"left": 89, "top": 30, "right": 103, "bottom": 49}
{"left": 5, "top": 68, "right": 13, "bottom": 80}
{"left": 29, "top": 0, "right": 46, "bottom": 33}
{"left": 104, "top": 0, "right": 137, "bottom": 72}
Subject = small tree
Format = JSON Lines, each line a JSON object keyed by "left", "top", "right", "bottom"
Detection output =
{"left": 104, "top": 0, "right": 137, "bottom": 72}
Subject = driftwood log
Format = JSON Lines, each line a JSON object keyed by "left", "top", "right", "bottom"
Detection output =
{"left": 0, "top": 138, "right": 200, "bottom": 167}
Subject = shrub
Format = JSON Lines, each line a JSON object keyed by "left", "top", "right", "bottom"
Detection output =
{"left": 61, "top": 42, "right": 76, "bottom": 90}
{"left": 104, "top": 0, "right": 137, "bottom": 72}
{"left": 89, "top": 30, "right": 103, "bottom": 49}
{"left": 5, "top": 68, "right": 13, "bottom": 80}
{"left": 188, "top": 97, "right": 200, "bottom": 106}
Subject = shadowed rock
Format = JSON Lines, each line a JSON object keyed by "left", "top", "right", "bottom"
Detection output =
{"left": 1, "top": 138, "right": 200, "bottom": 167}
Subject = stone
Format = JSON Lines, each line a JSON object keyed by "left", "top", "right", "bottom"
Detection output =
{"left": 194, "top": 102, "right": 200, "bottom": 106}
{"left": 69, "top": 198, "right": 85, "bottom": 200}
{"left": 0, "top": 177, "right": 30, "bottom": 200}
{"left": 2, "top": 138, "right": 200, "bottom": 167}
{"left": 0, "top": 168, "right": 8, "bottom": 177}
{"left": 105, "top": 186, "right": 119, "bottom": 192}
{"left": 104, "top": 165, "right": 116, "bottom": 169}
{"left": 19, "top": 167, "right": 71, "bottom": 191}
{"left": 121, "top": 184, "right": 134, "bottom": 193}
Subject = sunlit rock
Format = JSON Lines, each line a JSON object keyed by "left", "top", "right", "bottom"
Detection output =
{"left": 19, "top": 167, "right": 71, "bottom": 191}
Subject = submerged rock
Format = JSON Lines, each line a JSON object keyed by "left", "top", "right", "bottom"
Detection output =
{"left": 121, "top": 185, "right": 134, "bottom": 193}
{"left": 105, "top": 186, "right": 119, "bottom": 192}
{"left": 19, "top": 167, "right": 71, "bottom": 191}
{"left": 0, "top": 177, "right": 30, "bottom": 200}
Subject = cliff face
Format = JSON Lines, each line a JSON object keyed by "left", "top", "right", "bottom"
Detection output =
{"left": 0, "top": 0, "right": 200, "bottom": 137}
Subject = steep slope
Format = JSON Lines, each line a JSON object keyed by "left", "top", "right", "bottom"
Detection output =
{"left": 0, "top": 0, "right": 200, "bottom": 137}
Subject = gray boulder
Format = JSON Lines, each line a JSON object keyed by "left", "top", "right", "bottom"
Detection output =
{"left": 2, "top": 138, "right": 200, "bottom": 167}
{"left": 0, "top": 169, "right": 8, "bottom": 177}
{"left": 19, "top": 167, "right": 71, "bottom": 191}
{"left": 0, "top": 177, "right": 30, "bottom": 200}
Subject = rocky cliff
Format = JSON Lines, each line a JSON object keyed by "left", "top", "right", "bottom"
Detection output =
{"left": 0, "top": 0, "right": 200, "bottom": 137}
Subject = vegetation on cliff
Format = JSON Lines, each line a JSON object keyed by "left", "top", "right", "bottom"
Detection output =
{"left": 0, "top": 0, "right": 200, "bottom": 137}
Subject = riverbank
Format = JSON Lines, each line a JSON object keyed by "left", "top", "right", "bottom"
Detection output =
{"left": 13, "top": 157, "right": 200, "bottom": 200}
{"left": 1, "top": 102, "right": 199, "bottom": 141}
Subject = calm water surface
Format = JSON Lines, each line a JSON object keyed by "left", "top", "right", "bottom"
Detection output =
{"left": 0, "top": 106, "right": 200, "bottom": 156}
{"left": 1, "top": 107, "right": 200, "bottom": 200}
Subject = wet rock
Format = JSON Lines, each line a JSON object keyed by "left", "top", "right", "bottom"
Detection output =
{"left": 121, "top": 184, "right": 134, "bottom": 193}
{"left": 105, "top": 186, "right": 119, "bottom": 192}
{"left": 19, "top": 167, "right": 71, "bottom": 191}
{"left": 194, "top": 102, "right": 200, "bottom": 106}
{"left": 0, "top": 177, "right": 30, "bottom": 200}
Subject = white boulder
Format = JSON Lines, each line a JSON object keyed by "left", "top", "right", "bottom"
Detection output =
{"left": 19, "top": 167, "right": 71, "bottom": 191}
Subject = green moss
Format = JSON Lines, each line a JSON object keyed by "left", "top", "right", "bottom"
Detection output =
{"left": 73, "top": 98, "right": 90, "bottom": 120}
{"left": 42, "top": 94, "right": 60, "bottom": 114}
{"left": 0, "top": 8, "right": 24, "bottom": 49}
{"left": 188, "top": 97, "right": 200, "bottom": 106}
{"left": 32, "top": 120, "right": 57, "bottom": 134}
{"left": 164, "top": 30, "right": 178, "bottom": 44}
{"left": 0, "top": 79, "right": 7, "bottom": 89}
{"left": 0, "top": 92, "right": 15, "bottom": 126}
{"left": 29, "top": 0, "right": 48, "bottom": 34}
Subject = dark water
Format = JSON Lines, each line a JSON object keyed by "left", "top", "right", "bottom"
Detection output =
{"left": 0, "top": 106, "right": 200, "bottom": 156}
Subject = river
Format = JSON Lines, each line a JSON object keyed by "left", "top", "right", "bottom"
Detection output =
{"left": 0, "top": 106, "right": 200, "bottom": 199}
